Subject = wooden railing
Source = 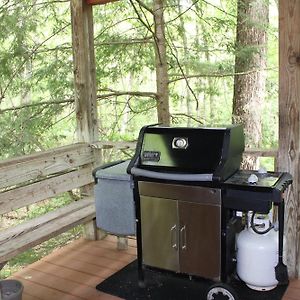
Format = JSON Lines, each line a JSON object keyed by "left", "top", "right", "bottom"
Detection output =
{"left": 91, "top": 141, "right": 278, "bottom": 168}
{"left": 0, "top": 143, "right": 97, "bottom": 266}
{"left": 0, "top": 141, "right": 279, "bottom": 268}
{"left": 243, "top": 148, "right": 278, "bottom": 167}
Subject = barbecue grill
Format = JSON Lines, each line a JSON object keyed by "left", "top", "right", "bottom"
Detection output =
{"left": 126, "top": 124, "right": 292, "bottom": 300}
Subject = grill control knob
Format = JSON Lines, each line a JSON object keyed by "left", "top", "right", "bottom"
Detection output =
{"left": 248, "top": 174, "right": 258, "bottom": 184}
{"left": 172, "top": 137, "right": 188, "bottom": 149}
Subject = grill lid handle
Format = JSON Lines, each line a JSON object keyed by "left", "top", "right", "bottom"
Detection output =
{"left": 130, "top": 167, "right": 213, "bottom": 182}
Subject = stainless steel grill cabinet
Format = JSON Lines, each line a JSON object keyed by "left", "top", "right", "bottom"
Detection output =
{"left": 127, "top": 124, "right": 292, "bottom": 300}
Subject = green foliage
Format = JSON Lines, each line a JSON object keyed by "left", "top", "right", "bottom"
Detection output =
{"left": 0, "top": 0, "right": 279, "bottom": 155}
{"left": 0, "top": 1, "right": 73, "bottom": 158}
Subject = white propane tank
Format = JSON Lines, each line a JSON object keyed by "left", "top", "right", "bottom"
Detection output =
{"left": 236, "top": 227, "right": 278, "bottom": 291}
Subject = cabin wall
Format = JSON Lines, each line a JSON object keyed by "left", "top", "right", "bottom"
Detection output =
{"left": 278, "top": 0, "right": 300, "bottom": 278}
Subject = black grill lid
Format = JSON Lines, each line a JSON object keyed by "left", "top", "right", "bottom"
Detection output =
{"left": 127, "top": 124, "right": 245, "bottom": 182}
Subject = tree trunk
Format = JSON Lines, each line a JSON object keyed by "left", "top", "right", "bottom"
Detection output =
{"left": 153, "top": 0, "right": 170, "bottom": 126}
{"left": 120, "top": 74, "right": 133, "bottom": 135}
{"left": 177, "top": 0, "right": 192, "bottom": 126}
{"left": 202, "top": 28, "right": 216, "bottom": 124}
{"left": 232, "top": 0, "right": 269, "bottom": 168}
{"left": 195, "top": 1, "right": 216, "bottom": 124}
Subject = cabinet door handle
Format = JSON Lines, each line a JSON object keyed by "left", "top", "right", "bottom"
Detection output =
{"left": 180, "top": 225, "right": 187, "bottom": 250}
{"left": 170, "top": 225, "right": 178, "bottom": 250}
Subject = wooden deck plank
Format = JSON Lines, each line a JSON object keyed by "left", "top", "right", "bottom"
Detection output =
{"left": 15, "top": 268, "right": 119, "bottom": 300}
{"left": 28, "top": 261, "right": 103, "bottom": 287}
{"left": 14, "top": 277, "right": 82, "bottom": 300}
{"left": 43, "top": 258, "right": 118, "bottom": 278}
{"left": 8, "top": 235, "right": 299, "bottom": 300}
{"left": 282, "top": 279, "right": 300, "bottom": 300}
{"left": 10, "top": 236, "right": 128, "bottom": 300}
{"left": 45, "top": 248, "right": 134, "bottom": 271}
{"left": 39, "top": 238, "right": 135, "bottom": 280}
{"left": 45, "top": 237, "right": 136, "bottom": 266}
{"left": 282, "top": 289, "right": 300, "bottom": 300}
{"left": 288, "top": 279, "right": 300, "bottom": 289}
{"left": 64, "top": 241, "right": 136, "bottom": 262}
{"left": 22, "top": 293, "right": 43, "bottom": 300}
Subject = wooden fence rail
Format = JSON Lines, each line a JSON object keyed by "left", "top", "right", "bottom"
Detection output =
{"left": 0, "top": 143, "right": 97, "bottom": 265}
{"left": 91, "top": 141, "right": 278, "bottom": 163}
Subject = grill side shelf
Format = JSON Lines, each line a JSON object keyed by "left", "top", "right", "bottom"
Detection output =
{"left": 223, "top": 172, "right": 292, "bottom": 213}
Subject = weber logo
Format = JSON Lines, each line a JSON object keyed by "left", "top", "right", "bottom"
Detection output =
{"left": 142, "top": 151, "right": 161, "bottom": 162}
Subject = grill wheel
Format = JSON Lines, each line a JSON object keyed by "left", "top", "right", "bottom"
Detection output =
{"left": 206, "top": 283, "right": 239, "bottom": 300}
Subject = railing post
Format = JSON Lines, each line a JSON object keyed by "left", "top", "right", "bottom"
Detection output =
{"left": 70, "top": 0, "right": 98, "bottom": 145}
{"left": 70, "top": 0, "right": 103, "bottom": 240}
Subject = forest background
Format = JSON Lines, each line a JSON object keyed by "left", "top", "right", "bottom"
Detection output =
{"left": 0, "top": 0, "right": 277, "bottom": 276}
{"left": 0, "top": 0, "right": 278, "bottom": 161}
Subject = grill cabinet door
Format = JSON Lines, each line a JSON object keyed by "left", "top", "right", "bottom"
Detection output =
{"left": 138, "top": 182, "right": 221, "bottom": 280}
{"left": 178, "top": 200, "right": 221, "bottom": 280}
{"left": 140, "top": 195, "right": 179, "bottom": 272}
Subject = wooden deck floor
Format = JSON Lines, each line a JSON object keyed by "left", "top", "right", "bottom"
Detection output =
{"left": 11, "top": 236, "right": 136, "bottom": 300}
{"left": 8, "top": 235, "right": 299, "bottom": 300}
{"left": 282, "top": 279, "right": 300, "bottom": 300}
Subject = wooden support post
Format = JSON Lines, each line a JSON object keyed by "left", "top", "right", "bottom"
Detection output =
{"left": 278, "top": 0, "right": 300, "bottom": 278}
{"left": 83, "top": 219, "right": 97, "bottom": 240}
{"left": 96, "top": 228, "right": 108, "bottom": 240}
{"left": 70, "top": 0, "right": 98, "bottom": 144}
{"left": 117, "top": 236, "right": 128, "bottom": 250}
{"left": 71, "top": 0, "right": 102, "bottom": 240}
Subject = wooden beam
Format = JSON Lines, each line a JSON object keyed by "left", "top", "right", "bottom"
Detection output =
{"left": 0, "top": 198, "right": 94, "bottom": 245}
{"left": 0, "top": 143, "right": 93, "bottom": 190}
{"left": 70, "top": 0, "right": 100, "bottom": 240}
{"left": 71, "top": 0, "right": 98, "bottom": 144}
{"left": 91, "top": 141, "right": 278, "bottom": 159}
{"left": 0, "top": 166, "right": 93, "bottom": 214}
{"left": 278, "top": 0, "right": 300, "bottom": 278}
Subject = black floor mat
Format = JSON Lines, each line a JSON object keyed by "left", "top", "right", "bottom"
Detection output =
{"left": 96, "top": 260, "right": 287, "bottom": 300}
